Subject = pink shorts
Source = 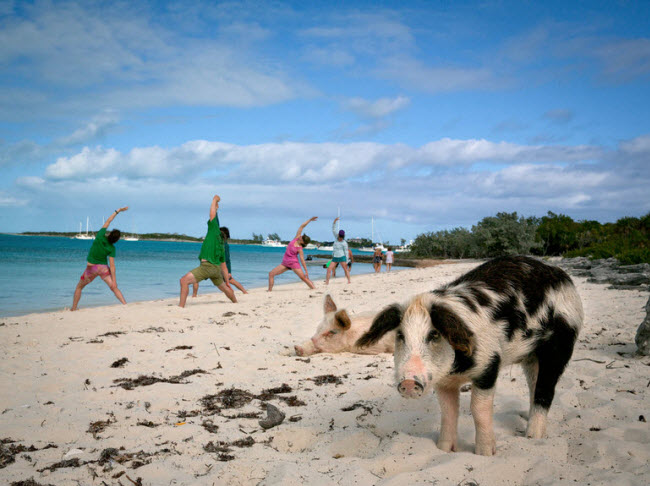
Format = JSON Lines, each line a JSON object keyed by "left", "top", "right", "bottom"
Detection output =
{"left": 281, "top": 258, "right": 301, "bottom": 270}
{"left": 80, "top": 264, "right": 111, "bottom": 283}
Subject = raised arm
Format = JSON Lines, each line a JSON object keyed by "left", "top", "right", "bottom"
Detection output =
{"left": 295, "top": 216, "right": 318, "bottom": 239}
{"left": 209, "top": 195, "right": 221, "bottom": 221}
{"left": 103, "top": 206, "right": 129, "bottom": 229}
{"left": 332, "top": 217, "right": 340, "bottom": 238}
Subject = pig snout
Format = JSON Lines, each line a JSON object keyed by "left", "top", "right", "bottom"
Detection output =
{"left": 295, "top": 340, "right": 317, "bottom": 356}
{"left": 398, "top": 355, "right": 428, "bottom": 398}
{"left": 398, "top": 378, "right": 425, "bottom": 398}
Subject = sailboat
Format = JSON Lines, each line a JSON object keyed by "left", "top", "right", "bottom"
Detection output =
{"left": 73, "top": 217, "right": 93, "bottom": 240}
{"left": 358, "top": 217, "right": 385, "bottom": 252}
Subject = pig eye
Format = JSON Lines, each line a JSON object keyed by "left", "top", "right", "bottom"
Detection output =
{"left": 328, "top": 330, "right": 338, "bottom": 336}
{"left": 396, "top": 330, "right": 405, "bottom": 341}
{"left": 427, "top": 329, "right": 441, "bottom": 343}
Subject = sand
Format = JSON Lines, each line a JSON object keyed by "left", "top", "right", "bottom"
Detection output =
{"left": 1, "top": 262, "right": 648, "bottom": 486}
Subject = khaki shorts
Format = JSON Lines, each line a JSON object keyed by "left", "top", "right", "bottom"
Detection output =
{"left": 190, "top": 261, "right": 224, "bottom": 286}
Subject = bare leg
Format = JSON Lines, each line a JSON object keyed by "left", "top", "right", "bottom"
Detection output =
{"left": 470, "top": 387, "right": 497, "bottom": 456}
{"left": 436, "top": 384, "right": 461, "bottom": 452}
{"left": 292, "top": 268, "right": 315, "bottom": 289}
{"left": 325, "top": 262, "right": 338, "bottom": 284}
{"left": 217, "top": 281, "right": 237, "bottom": 303}
{"left": 268, "top": 264, "right": 289, "bottom": 291}
{"left": 229, "top": 277, "right": 248, "bottom": 294}
{"left": 192, "top": 282, "right": 199, "bottom": 297}
{"left": 341, "top": 262, "right": 351, "bottom": 283}
{"left": 103, "top": 275, "right": 127, "bottom": 305}
{"left": 179, "top": 272, "right": 198, "bottom": 307}
{"left": 71, "top": 279, "right": 90, "bottom": 311}
{"left": 387, "top": 263, "right": 392, "bottom": 272}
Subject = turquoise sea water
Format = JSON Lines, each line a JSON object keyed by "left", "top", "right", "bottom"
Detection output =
{"left": 0, "top": 234, "right": 390, "bottom": 317}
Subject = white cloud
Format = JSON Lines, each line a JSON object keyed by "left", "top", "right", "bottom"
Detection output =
{"left": 376, "top": 57, "right": 498, "bottom": 93}
{"left": 345, "top": 95, "right": 410, "bottom": 119}
{"left": 55, "top": 111, "right": 120, "bottom": 146}
{"left": 41, "top": 138, "right": 607, "bottom": 185}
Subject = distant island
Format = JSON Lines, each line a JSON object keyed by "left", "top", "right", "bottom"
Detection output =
{"left": 21, "top": 231, "right": 204, "bottom": 242}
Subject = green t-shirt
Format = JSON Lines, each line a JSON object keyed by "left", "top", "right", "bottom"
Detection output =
{"left": 198, "top": 215, "right": 225, "bottom": 265}
{"left": 87, "top": 228, "right": 116, "bottom": 265}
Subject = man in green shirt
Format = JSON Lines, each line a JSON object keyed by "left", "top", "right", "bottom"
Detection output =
{"left": 179, "top": 195, "right": 237, "bottom": 307}
{"left": 71, "top": 207, "right": 129, "bottom": 311}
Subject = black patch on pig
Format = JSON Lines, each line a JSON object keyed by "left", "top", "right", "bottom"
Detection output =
{"left": 356, "top": 304, "right": 402, "bottom": 348}
{"left": 451, "top": 256, "right": 572, "bottom": 317}
{"left": 451, "top": 349, "right": 475, "bottom": 374}
{"left": 531, "top": 313, "right": 578, "bottom": 409}
{"left": 492, "top": 294, "right": 528, "bottom": 341}
{"left": 473, "top": 354, "right": 501, "bottom": 390}
{"left": 429, "top": 304, "right": 474, "bottom": 356}
{"left": 467, "top": 285, "right": 492, "bottom": 307}
{"left": 457, "top": 294, "right": 478, "bottom": 313}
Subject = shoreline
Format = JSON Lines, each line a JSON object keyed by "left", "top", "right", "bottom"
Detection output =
{"left": 0, "top": 263, "right": 418, "bottom": 319}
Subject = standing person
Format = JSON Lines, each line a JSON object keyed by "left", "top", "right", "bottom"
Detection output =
{"left": 192, "top": 226, "right": 247, "bottom": 297}
{"left": 325, "top": 217, "right": 352, "bottom": 285}
{"left": 179, "top": 195, "right": 236, "bottom": 307}
{"left": 71, "top": 207, "right": 129, "bottom": 311}
{"left": 385, "top": 246, "right": 394, "bottom": 272}
{"left": 268, "top": 217, "right": 317, "bottom": 291}
{"left": 373, "top": 247, "right": 383, "bottom": 273}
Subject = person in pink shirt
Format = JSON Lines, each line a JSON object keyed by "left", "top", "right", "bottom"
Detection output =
{"left": 268, "top": 217, "right": 318, "bottom": 291}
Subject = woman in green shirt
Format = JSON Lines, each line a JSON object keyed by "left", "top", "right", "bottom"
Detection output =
{"left": 71, "top": 207, "right": 129, "bottom": 311}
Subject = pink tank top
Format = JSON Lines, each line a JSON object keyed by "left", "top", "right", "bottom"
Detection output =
{"left": 281, "top": 238, "right": 302, "bottom": 269}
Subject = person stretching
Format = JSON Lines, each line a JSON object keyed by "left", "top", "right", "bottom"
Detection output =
{"left": 71, "top": 207, "right": 129, "bottom": 311}
{"left": 192, "top": 226, "right": 248, "bottom": 297}
{"left": 179, "top": 195, "right": 236, "bottom": 307}
{"left": 268, "top": 217, "right": 317, "bottom": 291}
{"left": 325, "top": 217, "right": 352, "bottom": 285}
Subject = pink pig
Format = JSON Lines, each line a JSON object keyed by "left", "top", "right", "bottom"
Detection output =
{"left": 294, "top": 295, "right": 395, "bottom": 356}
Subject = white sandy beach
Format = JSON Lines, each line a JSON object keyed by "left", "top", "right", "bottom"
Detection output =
{"left": 1, "top": 262, "right": 648, "bottom": 486}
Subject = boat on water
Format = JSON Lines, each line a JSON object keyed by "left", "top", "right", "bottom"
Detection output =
{"left": 357, "top": 217, "right": 386, "bottom": 252}
{"left": 317, "top": 244, "right": 333, "bottom": 251}
{"left": 262, "top": 239, "right": 286, "bottom": 248}
{"left": 394, "top": 240, "right": 413, "bottom": 253}
{"left": 123, "top": 235, "right": 139, "bottom": 241}
{"left": 304, "top": 243, "right": 317, "bottom": 250}
{"left": 73, "top": 217, "right": 93, "bottom": 240}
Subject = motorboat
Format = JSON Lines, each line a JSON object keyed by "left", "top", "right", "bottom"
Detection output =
{"left": 262, "top": 239, "right": 286, "bottom": 248}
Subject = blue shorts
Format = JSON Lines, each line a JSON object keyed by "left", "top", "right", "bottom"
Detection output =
{"left": 332, "top": 256, "right": 347, "bottom": 263}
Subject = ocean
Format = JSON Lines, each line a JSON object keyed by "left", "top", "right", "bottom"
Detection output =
{"left": 0, "top": 234, "right": 391, "bottom": 317}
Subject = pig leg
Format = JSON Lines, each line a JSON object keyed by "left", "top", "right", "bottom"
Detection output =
{"left": 526, "top": 317, "right": 576, "bottom": 439}
{"left": 435, "top": 384, "right": 460, "bottom": 452}
{"left": 521, "top": 358, "right": 544, "bottom": 437}
{"left": 470, "top": 387, "right": 496, "bottom": 456}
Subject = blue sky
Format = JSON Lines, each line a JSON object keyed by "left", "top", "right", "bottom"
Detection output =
{"left": 1, "top": 0, "right": 649, "bottom": 243}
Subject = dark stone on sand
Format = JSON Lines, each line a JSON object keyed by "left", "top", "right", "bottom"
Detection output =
{"left": 258, "top": 403, "right": 285, "bottom": 429}
{"left": 635, "top": 295, "right": 650, "bottom": 356}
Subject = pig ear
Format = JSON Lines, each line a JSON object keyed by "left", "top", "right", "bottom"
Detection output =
{"left": 356, "top": 304, "right": 402, "bottom": 348}
{"left": 430, "top": 304, "right": 475, "bottom": 356}
{"left": 334, "top": 310, "right": 351, "bottom": 330}
{"left": 324, "top": 294, "right": 337, "bottom": 314}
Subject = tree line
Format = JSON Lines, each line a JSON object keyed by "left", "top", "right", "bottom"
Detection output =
{"left": 409, "top": 211, "right": 650, "bottom": 264}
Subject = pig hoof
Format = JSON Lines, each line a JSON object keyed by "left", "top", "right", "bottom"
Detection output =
{"left": 436, "top": 440, "right": 456, "bottom": 453}
{"left": 294, "top": 346, "right": 304, "bottom": 356}
{"left": 259, "top": 403, "right": 285, "bottom": 429}
{"left": 475, "top": 441, "right": 496, "bottom": 456}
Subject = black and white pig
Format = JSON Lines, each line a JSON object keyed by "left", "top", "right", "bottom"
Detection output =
{"left": 356, "top": 256, "right": 583, "bottom": 456}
